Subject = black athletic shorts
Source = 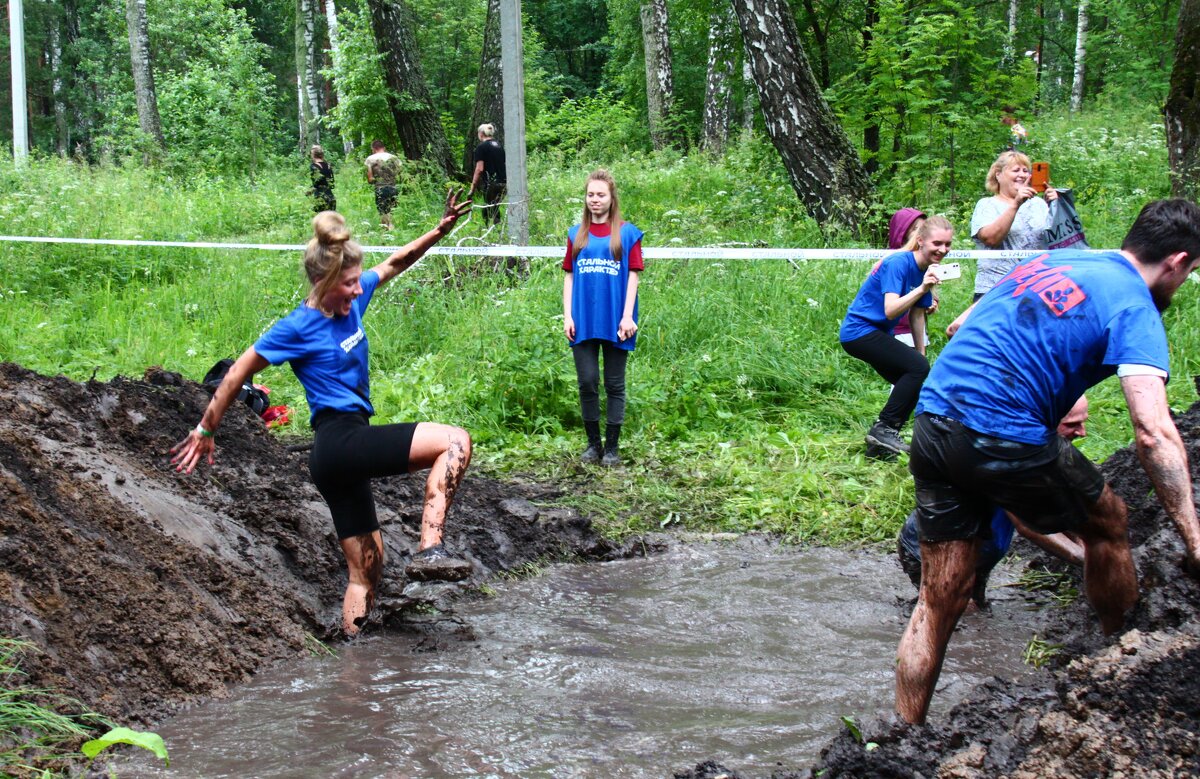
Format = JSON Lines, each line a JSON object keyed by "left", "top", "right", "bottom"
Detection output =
{"left": 374, "top": 185, "right": 398, "bottom": 215}
{"left": 308, "top": 411, "right": 417, "bottom": 540}
{"left": 909, "top": 413, "right": 1105, "bottom": 542}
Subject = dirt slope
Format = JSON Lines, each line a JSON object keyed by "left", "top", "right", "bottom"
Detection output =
{"left": 0, "top": 363, "right": 631, "bottom": 728}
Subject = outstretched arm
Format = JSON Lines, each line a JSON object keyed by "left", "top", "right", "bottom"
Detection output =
{"left": 170, "top": 346, "right": 270, "bottom": 473}
{"left": 1121, "top": 373, "right": 1200, "bottom": 575}
{"left": 371, "top": 188, "right": 472, "bottom": 287}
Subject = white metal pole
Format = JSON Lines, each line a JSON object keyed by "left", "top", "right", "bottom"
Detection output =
{"left": 9, "top": 0, "right": 29, "bottom": 164}
{"left": 499, "top": 0, "right": 528, "bottom": 245}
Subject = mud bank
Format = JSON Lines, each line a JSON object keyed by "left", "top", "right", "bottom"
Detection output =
{"left": 0, "top": 363, "right": 641, "bottom": 731}
{"left": 678, "top": 398, "right": 1200, "bottom": 779}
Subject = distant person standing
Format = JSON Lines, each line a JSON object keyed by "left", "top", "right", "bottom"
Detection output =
{"left": 468, "top": 123, "right": 507, "bottom": 227}
{"left": 365, "top": 140, "right": 401, "bottom": 230}
{"left": 562, "top": 169, "right": 644, "bottom": 467}
{"left": 309, "top": 145, "right": 336, "bottom": 213}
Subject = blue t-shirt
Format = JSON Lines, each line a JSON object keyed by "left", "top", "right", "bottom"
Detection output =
{"left": 839, "top": 251, "right": 934, "bottom": 342}
{"left": 918, "top": 250, "right": 1169, "bottom": 444}
{"left": 901, "top": 507, "right": 1013, "bottom": 573}
{"left": 254, "top": 269, "right": 381, "bottom": 422}
{"left": 566, "top": 221, "right": 645, "bottom": 351}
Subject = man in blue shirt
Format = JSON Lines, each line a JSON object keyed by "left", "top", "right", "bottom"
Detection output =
{"left": 895, "top": 199, "right": 1200, "bottom": 725}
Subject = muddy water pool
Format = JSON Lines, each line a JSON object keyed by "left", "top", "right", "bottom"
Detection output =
{"left": 119, "top": 541, "right": 1051, "bottom": 778}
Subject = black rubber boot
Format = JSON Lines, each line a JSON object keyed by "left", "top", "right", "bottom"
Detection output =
{"left": 602, "top": 424, "right": 622, "bottom": 467}
{"left": 581, "top": 420, "right": 603, "bottom": 464}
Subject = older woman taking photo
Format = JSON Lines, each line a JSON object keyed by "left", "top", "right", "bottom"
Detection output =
{"left": 969, "top": 150, "right": 1058, "bottom": 299}
{"left": 171, "top": 192, "right": 473, "bottom": 636}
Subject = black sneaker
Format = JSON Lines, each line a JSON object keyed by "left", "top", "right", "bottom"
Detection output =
{"left": 580, "top": 443, "right": 602, "bottom": 464}
{"left": 866, "top": 422, "right": 909, "bottom": 456}
{"left": 404, "top": 544, "right": 473, "bottom": 582}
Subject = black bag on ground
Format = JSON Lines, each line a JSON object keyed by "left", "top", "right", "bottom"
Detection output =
{"left": 202, "top": 358, "right": 269, "bottom": 416}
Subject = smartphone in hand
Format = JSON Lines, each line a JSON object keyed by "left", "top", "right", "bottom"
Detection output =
{"left": 1031, "top": 162, "right": 1050, "bottom": 193}
{"left": 933, "top": 262, "right": 961, "bottom": 281}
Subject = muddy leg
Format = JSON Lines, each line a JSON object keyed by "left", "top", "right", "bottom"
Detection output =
{"left": 407, "top": 423, "right": 473, "bottom": 551}
{"left": 339, "top": 530, "right": 384, "bottom": 635}
{"left": 895, "top": 537, "right": 978, "bottom": 724}
{"left": 1075, "top": 485, "right": 1137, "bottom": 634}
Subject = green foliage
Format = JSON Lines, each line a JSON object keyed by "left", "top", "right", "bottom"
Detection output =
{"left": 1023, "top": 634, "right": 1063, "bottom": 668}
{"left": 526, "top": 91, "right": 651, "bottom": 157}
{"left": 80, "top": 727, "right": 169, "bottom": 766}
{"left": 323, "top": 3, "right": 400, "bottom": 151}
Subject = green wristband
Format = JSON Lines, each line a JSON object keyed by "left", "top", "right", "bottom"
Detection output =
{"left": 196, "top": 424, "right": 214, "bottom": 438}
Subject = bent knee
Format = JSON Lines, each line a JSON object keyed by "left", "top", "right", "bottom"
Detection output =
{"left": 448, "top": 427, "right": 472, "bottom": 458}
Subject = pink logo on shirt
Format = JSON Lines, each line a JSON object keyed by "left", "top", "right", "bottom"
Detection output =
{"left": 1005, "top": 255, "right": 1087, "bottom": 316}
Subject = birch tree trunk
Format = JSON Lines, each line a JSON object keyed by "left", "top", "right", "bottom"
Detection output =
{"left": 1069, "top": 0, "right": 1089, "bottom": 113}
{"left": 295, "top": 0, "right": 321, "bottom": 150}
{"left": 367, "top": 0, "right": 457, "bottom": 177}
{"left": 640, "top": 0, "right": 676, "bottom": 150}
{"left": 1166, "top": 0, "right": 1200, "bottom": 199}
{"left": 323, "top": 0, "right": 353, "bottom": 154}
{"left": 50, "top": 22, "right": 67, "bottom": 155}
{"left": 730, "top": 0, "right": 872, "bottom": 228}
{"left": 700, "top": 3, "right": 736, "bottom": 154}
{"left": 1006, "top": 0, "right": 1019, "bottom": 64}
{"left": 466, "top": 0, "right": 503, "bottom": 173}
{"left": 125, "top": 0, "right": 165, "bottom": 153}
{"left": 741, "top": 59, "right": 756, "bottom": 130}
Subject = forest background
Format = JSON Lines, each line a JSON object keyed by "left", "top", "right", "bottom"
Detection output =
{"left": 2, "top": 0, "right": 1200, "bottom": 542}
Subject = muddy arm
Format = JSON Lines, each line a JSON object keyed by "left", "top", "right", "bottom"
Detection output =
{"left": 370, "top": 189, "right": 472, "bottom": 286}
{"left": 1009, "top": 512, "right": 1084, "bottom": 565}
{"left": 1121, "top": 374, "right": 1200, "bottom": 574}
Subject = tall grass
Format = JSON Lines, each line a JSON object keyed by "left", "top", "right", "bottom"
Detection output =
{"left": 0, "top": 638, "right": 106, "bottom": 775}
{"left": 1, "top": 114, "right": 1195, "bottom": 544}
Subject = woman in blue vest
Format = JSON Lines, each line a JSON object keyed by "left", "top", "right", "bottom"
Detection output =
{"left": 562, "top": 169, "right": 644, "bottom": 466}
{"left": 171, "top": 193, "right": 473, "bottom": 636}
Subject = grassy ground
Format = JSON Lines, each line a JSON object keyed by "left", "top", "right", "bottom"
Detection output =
{"left": 1, "top": 110, "right": 1195, "bottom": 545}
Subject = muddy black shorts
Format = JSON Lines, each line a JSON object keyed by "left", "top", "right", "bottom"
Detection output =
{"left": 374, "top": 185, "right": 398, "bottom": 215}
{"left": 308, "top": 411, "right": 417, "bottom": 539}
{"left": 909, "top": 413, "right": 1105, "bottom": 542}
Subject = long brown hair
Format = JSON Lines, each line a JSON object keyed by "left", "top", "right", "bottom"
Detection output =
{"left": 305, "top": 211, "right": 364, "bottom": 315}
{"left": 571, "top": 169, "right": 624, "bottom": 261}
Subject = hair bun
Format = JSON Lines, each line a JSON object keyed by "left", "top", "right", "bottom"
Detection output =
{"left": 313, "top": 211, "right": 350, "bottom": 245}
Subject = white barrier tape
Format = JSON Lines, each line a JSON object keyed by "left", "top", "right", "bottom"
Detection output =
{"left": 0, "top": 235, "right": 1107, "bottom": 261}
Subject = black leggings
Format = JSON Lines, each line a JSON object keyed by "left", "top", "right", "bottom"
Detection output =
{"left": 840, "top": 330, "right": 929, "bottom": 429}
{"left": 572, "top": 339, "right": 629, "bottom": 425}
{"left": 309, "top": 411, "right": 417, "bottom": 539}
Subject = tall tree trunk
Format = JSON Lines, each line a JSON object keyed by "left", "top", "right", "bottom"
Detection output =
{"left": 295, "top": 0, "right": 321, "bottom": 150}
{"left": 466, "top": 0, "right": 503, "bottom": 173}
{"left": 125, "top": 0, "right": 165, "bottom": 154}
{"left": 741, "top": 59, "right": 757, "bottom": 130}
{"left": 700, "top": 3, "right": 736, "bottom": 153}
{"left": 800, "top": 0, "right": 830, "bottom": 88}
{"left": 1069, "top": 0, "right": 1089, "bottom": 112}
{"left": 367, "top": 0, "right": 457, "bottom": 177}
{"left": 323, "top": 0, "right": 353, "bottom": 154}
{"left": 641, "top": 0, "right": 676, "bottom": 149}
{"left": 1005, "top": 0, "right": 1019, "bottom": 64}
{"left": 730, "top": 0, "right": 872, "bottom": 228}
{"left": 862, "top": 0, "right": 879, "bottom": 176}
{"left": 49, "top": 21, "right": 67, "bottom": 156}
{"left": 1166, "top": 0, "right": 1200, "bottom": 199}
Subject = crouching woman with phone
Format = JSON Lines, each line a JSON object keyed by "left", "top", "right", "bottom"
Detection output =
{"left": 839, "top": 216, "right": 954, "bottom": 459}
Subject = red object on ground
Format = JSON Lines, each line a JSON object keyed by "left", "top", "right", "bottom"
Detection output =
{"left": 261, "top": 405, "right": 291, "bottom": 428}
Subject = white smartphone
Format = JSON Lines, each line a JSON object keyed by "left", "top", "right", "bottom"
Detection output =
{"left": 933, "top": 262, "right": 961, "bottom": 281}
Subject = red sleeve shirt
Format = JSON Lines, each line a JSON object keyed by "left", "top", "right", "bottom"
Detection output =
{"left": 563, "top": 222, "right": 644, "bottom": 272}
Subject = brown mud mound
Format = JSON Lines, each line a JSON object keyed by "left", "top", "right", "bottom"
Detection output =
{"left": 0, "top": 362, "right": 640, "bottom": 727}
{"left": 745, "top": 399, "right": 1200, "bottom": 779}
